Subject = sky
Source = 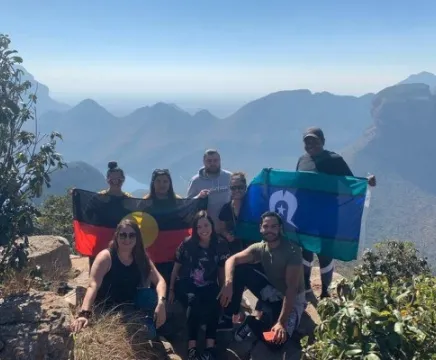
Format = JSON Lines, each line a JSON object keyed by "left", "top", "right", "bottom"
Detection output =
{"left": 2, "top": 0, "right": 436, "bottom": 110}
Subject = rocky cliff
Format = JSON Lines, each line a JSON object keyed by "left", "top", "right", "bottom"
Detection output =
{"left": 345, "top": 83, "right": 436, "bottom": 266}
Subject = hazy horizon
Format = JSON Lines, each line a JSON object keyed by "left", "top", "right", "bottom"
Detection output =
{"left": 3, "top": 0, "right": 436, "bottom": 110}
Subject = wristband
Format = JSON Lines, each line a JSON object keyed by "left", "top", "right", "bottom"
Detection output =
{"left": 77, "top": 310, "right": 92, "bottom": 319}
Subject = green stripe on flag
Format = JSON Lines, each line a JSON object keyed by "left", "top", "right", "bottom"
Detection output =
{"left": 251, "top": 168, "right": 367, "bottom": 197}
{"left": 237, "top": 222, "right": 359, "bottom": 261}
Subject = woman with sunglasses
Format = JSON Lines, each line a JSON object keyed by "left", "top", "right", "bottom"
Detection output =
{"left": 217, "top": 172, "right": 247, "bottom": 255}
{"left": 99, "top": 161, "right": 132, "bottom": 197}
{"left": 216, "top": 172, "right": 256, "bottom": 330}
{"left": 71, "top": 219, "right": 167, "bottom": 335}
{"left": 85, "top": 161, "right": 132, "bottom": 270}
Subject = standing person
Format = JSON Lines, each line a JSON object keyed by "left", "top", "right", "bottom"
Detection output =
{"left": 87, "top": 161, "right": 132, "bottom": 270}
{"left": 187, "top": 149, "right": 232, "bottom": 227}
{"left": 216, "top": 172, "right": 247, "bottom": 255}
{"left": 296, "top": 127, "right": 376, "bottom": 300}
{"left": 71, "top": 219, "right": 167, "bottom": 336}
{"left": 219, "top": 212, "right": 306, "bottom": 350}
{"left": 168, "top": 210, "right": 230, "bottom": 360}
{"left": 143, "top": 168, "right": 208, "bottom": 286}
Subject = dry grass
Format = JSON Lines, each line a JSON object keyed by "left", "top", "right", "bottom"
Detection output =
{"left": 0, "top": 264, "right": 77, "bottom": 298}
{"left": 73, "top": 310, "right": 163, "bottom": 360}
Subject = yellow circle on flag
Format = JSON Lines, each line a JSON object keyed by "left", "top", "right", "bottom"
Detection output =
{"left": 122, "top": 211, "right": 159, "bottom": 248}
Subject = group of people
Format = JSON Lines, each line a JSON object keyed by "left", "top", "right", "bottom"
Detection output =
{"left": 71, "top": 127, "right": 376, "bottom": 360}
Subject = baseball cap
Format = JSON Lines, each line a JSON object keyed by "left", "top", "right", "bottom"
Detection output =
{"left": 303, "top": 127, "right": 324, "bottom": 140}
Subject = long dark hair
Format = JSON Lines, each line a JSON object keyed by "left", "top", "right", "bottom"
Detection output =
{"left": 188, "top": 210, "right": 219, "bottom": 247}
{"left": 146, "top": 169, "right": 177, "bottom": 201}
{"left": 108, "top": 219, "right": 151, "bottom": 286}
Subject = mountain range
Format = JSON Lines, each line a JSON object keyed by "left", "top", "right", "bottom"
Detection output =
{"left": 24, "top": 68, "right": 436, "bottom": 266}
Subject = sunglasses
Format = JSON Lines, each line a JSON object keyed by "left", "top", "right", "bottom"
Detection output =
{"left": 230, "top": 185, "right": 246, "bottom": 191}
{"left": 119, "top": 232, "right": 136, "bottom": 240}
{"left": 108, "top": 178, "right": 124, "bottom": 185}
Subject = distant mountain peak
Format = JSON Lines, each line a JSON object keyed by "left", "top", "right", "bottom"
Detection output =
{"left": 69, "top": 98, "right": 114, "bottom": 118}
{"left": 193, "top": 109, "right": 217, "bottom": 120}
{"left": 399, "top": 71, "right": 436, "bottom": 88}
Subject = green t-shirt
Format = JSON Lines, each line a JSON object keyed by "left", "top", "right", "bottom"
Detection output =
{"left": 247, "top": 239, "right": 305, "bottom": 295}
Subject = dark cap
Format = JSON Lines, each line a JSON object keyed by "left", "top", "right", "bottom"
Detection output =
{"left": 303, "top": 127, "right": 324, "bottom": 141}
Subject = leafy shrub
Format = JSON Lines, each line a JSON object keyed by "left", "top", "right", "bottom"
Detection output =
{"left": 0, "top": 34, "right": 64, "bottom": 277}
{"left": 302, "top": 241, "right": 436, "bottom": 360}
{"left": 33, "top": 194, "right": 74, "bottom": 249}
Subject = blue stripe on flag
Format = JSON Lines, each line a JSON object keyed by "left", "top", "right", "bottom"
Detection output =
{"left": 240, "top": 183, "right": 365, "bottom": 242}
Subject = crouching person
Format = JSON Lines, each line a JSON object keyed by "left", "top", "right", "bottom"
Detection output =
{"left": 71, "top": 219, "right": 167, "bottom": 338}
{"left": 219, "top": 211, "right": 306, "bottom": 350}
{"left": 168, "top": 210, "right": 230, "bottom": 360}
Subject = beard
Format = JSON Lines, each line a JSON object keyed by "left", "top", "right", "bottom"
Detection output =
{"left": 206, "top": 166, "right": 221, "bottom": 174}
{"left": 262, "top": 232, "right": 280, "bottom": 242}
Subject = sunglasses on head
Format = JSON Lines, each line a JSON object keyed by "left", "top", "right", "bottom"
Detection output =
{"left": 230, "top": 185, "right": 246, "bottom": 191}
{"left": 153, "top": 168, "right": 170, "bottom": 176}
{"left": 119, "top": 232, "right": 136, "bottom": 240}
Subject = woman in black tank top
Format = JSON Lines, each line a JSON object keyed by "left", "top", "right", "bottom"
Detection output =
{"left": 71, "top": 219, "right": 167, "bottom": 333}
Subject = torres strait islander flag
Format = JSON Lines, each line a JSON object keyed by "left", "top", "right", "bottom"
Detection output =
{"left": 235, "top": 168, "right": 370, "bottom": 261}
{"left": 72, "top": 189, "right": 207, "bottom": 263}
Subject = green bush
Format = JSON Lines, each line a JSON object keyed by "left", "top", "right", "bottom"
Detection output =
{"left": 33, "top": 194, "right": 74, "bottom": 249}
{"left": 302, "top": 241, "right": 436, "bottom": 360}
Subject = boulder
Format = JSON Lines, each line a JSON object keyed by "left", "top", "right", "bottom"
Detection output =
{"left": 0, "top": 290, "right": 73, "bottom": 360}
{"left": 28, "top": 236, "right": 72, "bottom": 275}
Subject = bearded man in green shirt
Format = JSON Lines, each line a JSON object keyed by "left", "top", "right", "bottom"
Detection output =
{"left": 219, "top": 211, "right": 306, "bottom": 348}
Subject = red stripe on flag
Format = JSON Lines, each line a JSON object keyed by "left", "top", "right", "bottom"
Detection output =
{"left": 74, "top": 220, "right": 194, "bottom": 263}
{"left": 74, "top": 220, "right": 115, "bottom": 256}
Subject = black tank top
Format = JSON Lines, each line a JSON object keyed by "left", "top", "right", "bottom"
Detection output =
{"left": 95, "top": 249, "right": 141, "bottom": 307}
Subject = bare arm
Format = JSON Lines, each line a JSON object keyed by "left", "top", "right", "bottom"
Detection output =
{"left": 149, "top": 260, "right": 167, "bottom": 301}
{"left": 81, "top": 250, "right": 111, "bottom": 311}
{"left": 277, "top": 264, "right": 302, "bottom": 326}
{"left": 224, "top": 247, "right": 257, "bottom": 286}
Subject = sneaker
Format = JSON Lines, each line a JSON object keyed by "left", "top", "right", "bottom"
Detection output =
{"left": 201, "top": 347, "right": 217, "bottom": 360}
{"left": 234, "top": 316, "right": 253, "bottom": 342}
{"left": 217, "top": 315, "right": 233, "bottom": 332}
{"left": 305, "top": 289, "right": 318, "bottom": 305}
{"left": 187, "top": 347, "right": 200, "bottom": 360}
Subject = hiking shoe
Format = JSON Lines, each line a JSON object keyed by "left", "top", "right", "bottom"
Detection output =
{"left": 234, "top": 315, "right": 253, "bottom": 342}
{"left": 187, "top": 347, "right": 200, "bottom": 360}
{"left": 217, "top": 315, "right": 233, "bottom": 332}
{"left": 201, "top": 347, "right": 217, "bottom": 360}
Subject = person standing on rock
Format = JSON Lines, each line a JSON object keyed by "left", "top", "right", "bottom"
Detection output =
{"left": 296, "top": 127, "right": 376, "bottom": 301}
{"left": 143, "top": 168, "right": 208, "bottom": 287}
{"left": 219, "top": 211, "right": 306, "bottom": 349}
{"left": 71, "top": 219, "right": 167, "bottom": 336}
{"left": 187, "top": 149, "right": 232, "bottom": 227}
{"left": 168, "top": 210, "right": 230, "bottom": 360}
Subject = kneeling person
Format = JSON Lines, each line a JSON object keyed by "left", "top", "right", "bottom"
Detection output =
{"left": 220, "top": 211, "right": 306, "bottom": 347}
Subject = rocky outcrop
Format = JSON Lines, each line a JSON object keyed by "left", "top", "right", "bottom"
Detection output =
{"left": 28, "top": 236, "right": 72, "bottom": 275}
{"left": 345, "top": 83, "right": 436, "bottom": 266}
{"left": 0, "top": 290, "right": 73, "bottom": 360}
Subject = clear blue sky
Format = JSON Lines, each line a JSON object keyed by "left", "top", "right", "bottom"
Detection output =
{"left": 2, "top": 0, "right": 436, "bottom": 99}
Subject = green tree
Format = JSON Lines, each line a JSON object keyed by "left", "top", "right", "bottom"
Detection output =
{"left": 34, "top": 194, "right": 74, "bottom": 249}
{"left": 0, "top": 34, "right": 65, "bottom": 276}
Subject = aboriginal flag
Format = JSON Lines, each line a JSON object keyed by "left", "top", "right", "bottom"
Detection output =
{"left": 72, "top": 189, "right": 207, "bottom": 263}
